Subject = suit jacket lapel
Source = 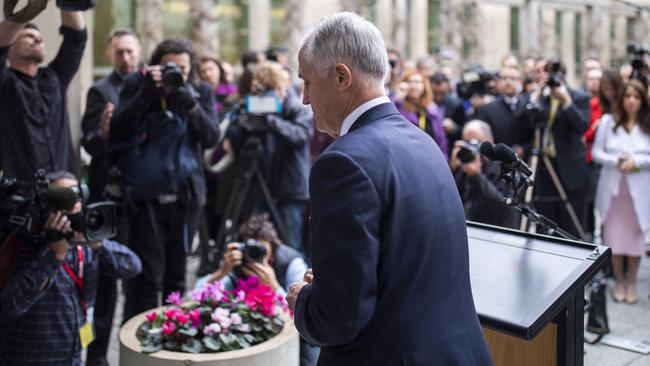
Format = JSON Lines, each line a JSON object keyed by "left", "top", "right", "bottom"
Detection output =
{"left": 349, "top": 102, "right": 401, "bottom": 133}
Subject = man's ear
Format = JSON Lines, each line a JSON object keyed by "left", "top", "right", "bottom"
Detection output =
{"left": 333, "top": 63, "right": 353, "bottom": 91}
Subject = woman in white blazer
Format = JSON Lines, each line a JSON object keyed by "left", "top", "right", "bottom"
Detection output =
{"left": 592, "top": 80, "right": 650, "bottom": 304}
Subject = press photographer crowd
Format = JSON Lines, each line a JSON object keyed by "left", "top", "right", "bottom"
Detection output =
{"left": 0, "top": 2, "right": 649, "bottom": 366}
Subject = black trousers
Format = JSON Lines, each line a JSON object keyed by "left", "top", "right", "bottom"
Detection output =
{"left": 87, "top": 203, "right": 130, "bottom": 362}
{"left": 122, "top": 198, "right": 198, "bottom": 322}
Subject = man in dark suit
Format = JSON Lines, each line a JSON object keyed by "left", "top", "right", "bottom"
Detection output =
{"left": 285, "top": 13, "right": 492, "bottom": 366}
{"left": 431, "top": 71, "right": 466, "bottom": 154}
{"left": 531, "top": 60, "right": 590, "bottom": 239}
{"left": 476, "top": 65, "right": 533, "bottom": 158}
{"left": 80, "top": 28, "right": 141, "bottom": 366}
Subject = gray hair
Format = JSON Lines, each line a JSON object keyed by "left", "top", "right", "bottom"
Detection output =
{"left": 300, "top": 12, "right": 388, "bottom": 88}
{"left": 464, "top": 119, "right": 493, "bottom": 141}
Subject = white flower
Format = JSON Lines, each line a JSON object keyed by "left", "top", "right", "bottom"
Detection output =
{"left": 230, "top": 313, "right": 242, "bottom": 325}
{"left": 203, "top": 322, "right": 222, "bottom": 335}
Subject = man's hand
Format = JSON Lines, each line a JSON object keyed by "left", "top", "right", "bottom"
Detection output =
{"left": 4, "top": 0, "right": 48, "bottom": 23}
{"left": 99, "top": 102, "right": 114, "bottom": 140}
{"left": 286, "top": 281, "right": 308, "bottom": 312}
{"left": 449, "top": 141, "right": 463, "bottom": 171}
{"left": 171, "top": 86, "right": 198, "bottom": 112}
{"left": 139, "top": 66, "right": 163, "bottom": 100}
{"left": 221, "top": 242, "right": 243, "bottom": 274}
{"left": 442, "top": 117, "right": 457, "bottom": 133}
{"left": 303, "top": 268, "right": 313, "bottom": 284}
{"left": 243, "top": 262, "right": 281, "bottom": 290}
{"left": 461, "top": 155, "right": 482, "bottom": 177}
{"left": 44, "top": 211, "right": 70, "bottom": 262}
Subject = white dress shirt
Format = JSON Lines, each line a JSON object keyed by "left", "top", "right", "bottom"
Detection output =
{"left": 339, "top": 96, "right": 391, "bottom": 137}
{"left": 592, "top": 114, "right": 650, "bottom": 232}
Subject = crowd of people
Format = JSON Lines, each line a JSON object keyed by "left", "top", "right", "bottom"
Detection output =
{"left": 0, "top": 4, "right": 649, "bottom": 366}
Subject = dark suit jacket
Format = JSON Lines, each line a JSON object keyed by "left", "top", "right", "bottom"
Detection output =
{"left": 81, "top": 71, "right": 125, "bottom": 202}
{"left": 476, "top": 95, "right": 533, "bottom": 152}
{"left": 538, "top": 88, "right": 590, "bottom": 191}
{"left": 295, "top": 103, "right": 492, "bottom": 366}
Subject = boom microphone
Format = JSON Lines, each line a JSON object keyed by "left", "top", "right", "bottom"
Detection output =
{"left": 494, "top": 143, "right": 533, "bottom": 176}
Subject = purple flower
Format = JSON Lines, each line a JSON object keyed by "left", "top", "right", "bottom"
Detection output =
{"left": 165, "top": 291, "right": 183, "bottom": 306}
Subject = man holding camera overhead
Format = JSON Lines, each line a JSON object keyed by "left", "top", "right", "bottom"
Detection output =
{"left": 109, "top": 37, "right": 219, "bottom": 322}
{"left": 0, "top": 0, "right": 89, "bottom": 181}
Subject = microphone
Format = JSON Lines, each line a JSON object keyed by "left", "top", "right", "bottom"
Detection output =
{"left": 494, "top": 143, "right": 533, "bottom": 176}
{"left": 40, "top": 186, "right": 79, "bottom": 211}
{"left": 479, "top": 141, "right": 496, "bottom": 160}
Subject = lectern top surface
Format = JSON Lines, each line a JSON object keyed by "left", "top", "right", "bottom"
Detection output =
{"left": 467, "top": 222, "right": 609, "bottom": 340}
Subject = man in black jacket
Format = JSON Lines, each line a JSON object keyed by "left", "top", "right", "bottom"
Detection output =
{"left": 431, "top": 72, "right": 466, "bottom": 154}
{"left": 0, "top": 4, "right": 87, "bottom": 180}
{"left": 530, "top": 60, "right": 590, "bottom": 239}
{"left": 451, "top": 120, "right": 519, "bottom": 229}
{"left": 476, "top": 65, "right": 533, "bottom": 158}
{"left": 80, "top": 28, "right": 141, "bottom": 366}
{"left": 110, "top": 38, "right": 219, "bottom": 321}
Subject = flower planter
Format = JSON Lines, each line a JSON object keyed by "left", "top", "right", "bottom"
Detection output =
{"left": 119, "top": 310, "right": 299, "bottom": 366}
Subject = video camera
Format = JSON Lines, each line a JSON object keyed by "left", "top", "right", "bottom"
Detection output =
{"left": 226, "top": 90, "right": 282, "bottom": 156}
{"left": 0, "top": 170, "right": 117, "bottom": 245}
{"left": 456, "top": 139, "right": 481, "bottom": 163}
{"left": 627, "top": 44, "right": 650, "bottom": 86}
{"left": 456, "top": 65, "right": 494, "bottom": 100}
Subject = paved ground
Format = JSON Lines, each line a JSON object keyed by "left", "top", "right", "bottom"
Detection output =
{"left": 106, "top": 249, "right": 650, "bottom": 366}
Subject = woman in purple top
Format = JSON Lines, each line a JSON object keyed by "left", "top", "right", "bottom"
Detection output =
{"left": 392, "top": 70, "right": 448, "bottom": 157}
{"left": 199, "top": 56, "right": 238, "bottom": 118}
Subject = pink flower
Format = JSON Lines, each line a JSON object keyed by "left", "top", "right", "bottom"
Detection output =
{"left": 237, "top": 323, "right": 251, "bottom": 333}
{"left": 203, "top": 322, "right": 221, "bottom": 335}
{"left": 164, "top": 309, "right": 177, "bottom": 320}
{"left": 162, "top": 321, "right": 176, "bottom": 335}
{"left": 219, "top": 316, "right": 232, "bottom": 329}
{"left": 165, "top": 291, "right": 183, "bottom": 306}
{"left": 188, "top": 309, "right": 201, "bottom": 327}
{"left": 230, "top": 313, "right": 242, "bottom": 325}
{"left": 176, "top": 313, "right": 190, "bottom": 325}
{"left": 211, "top": 308, "right": 230, "bottom": 322}
{"left": 189, "top": 289, "right": 205, "bottom": 302}
{"left": 146, "top": 311, "right": 158, "bottom": 323}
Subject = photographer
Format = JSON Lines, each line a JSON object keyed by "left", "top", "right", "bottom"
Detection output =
{"left": 0, "top": 1, "right": 88, "bottom": 180}
{"left": 530, "top": 60, "right": 590, "bottom": 239}
{"left": 109, "top": 38, "right": 219, "bottom": 321}
{"left": 450, "top": 120, "right": 519, "bottom": 229}
{"left": 0, "top": 171, "right": 141, "bottom": 366}
{"left": 224, "top": 61, "right": 313, "bottom": 253}
{"left": 196, "top": 213, "right": 318, "bottom": 366}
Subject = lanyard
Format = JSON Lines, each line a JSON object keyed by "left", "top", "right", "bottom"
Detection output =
{"left": 418, "top": 112, "right": 426, "bottom": 130}
{"left": 62, "top": 246, "right": 87, "bottom": 320}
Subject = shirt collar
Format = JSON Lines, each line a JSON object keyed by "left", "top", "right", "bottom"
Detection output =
{"left": 339, "top": 96, "right": 391, "bottom": 137}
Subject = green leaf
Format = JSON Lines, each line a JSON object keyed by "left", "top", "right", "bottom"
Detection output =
{"left": 141, "top": 342, "right": 163, "bottom": 354}
{"left": 237, "top": 338, "right": 251, "bottom": 349}
{"left": 243, "top": 334, "right": 256, "bottom": 343}
{"left": 178, "top": 327, "right": 198, "bottom": 337}
{"left": 252, "top": 324, "right": 263, "bottom": 332}
{"left": 251, "top": 312, "right": 262, "bottom": 320}
{"left": 163, "top": 340, "right": 178, "bottom": 350}
{"left": 181, "top": 339, "right": 203, "bottom": 354}
{"left": 202, "top": 336, "right": 222, "bottom": 351}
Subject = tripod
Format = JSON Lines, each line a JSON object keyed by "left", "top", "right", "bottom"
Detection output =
{"left": 520, "top": 126, "right": 587, "bottom": 241}
{"left": 205, "top": 135, "right": 286, "bottom": 270}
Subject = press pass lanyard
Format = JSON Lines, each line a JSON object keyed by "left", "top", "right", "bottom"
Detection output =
{"left": 62, "top": 246, "right": 87, "bottom": 321}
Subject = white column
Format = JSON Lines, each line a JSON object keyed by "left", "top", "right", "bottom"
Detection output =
{"left": 375, "top": 0, "right": 394, "bottom": 48}
{"left": 248, "top": 0, "right": 271, "bottom": 51}
{"left": 409, "top": 0, "right": 428, "bottom": 58}
{"left": 524, "top": 0, "right": 540, "bottom": 56}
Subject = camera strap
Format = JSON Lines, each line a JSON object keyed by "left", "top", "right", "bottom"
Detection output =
{"left": 62, "top": 245, "right": 87, "bottom": 320}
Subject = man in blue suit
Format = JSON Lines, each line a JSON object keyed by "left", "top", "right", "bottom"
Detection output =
{"left": 285, "top": 12, "right": 493, "bottom": 366}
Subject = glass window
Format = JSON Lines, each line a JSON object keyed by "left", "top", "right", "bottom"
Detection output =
{"left": 575, "top": 13, "right": 582, "bottom": 77}
{"left": 555, "top": 10, "right": 562, "bottom": 57}
{"left": 428, "top": 0, "right": 442, "bottom": 54}
{"left": 510, "top": 6, "right": 520, "bottom": 54}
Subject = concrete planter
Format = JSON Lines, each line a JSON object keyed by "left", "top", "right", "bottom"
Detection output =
{"left": 119, "top": 310, "right": 299, "bottom": 366}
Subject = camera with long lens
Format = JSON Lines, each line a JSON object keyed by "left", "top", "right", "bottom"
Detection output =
{"left": 234, "top": 239, "right": 267, "bottom": 264}
{"left": 547, "top": 61, "right": 563, "bottom": 88}
{"left": 456, "top": 65, "right": 494, "bottom": 100}
{"left": 161, "top": 62, "right": 184, "bottom": 93}
{"left": 524, "top": 101, "right": 545, "bottom": 129}
{"left": 0, "top": 170, "right": 117, "bottom": 245}
{"left": 456, "top": 139, "right": 481, "bottom": 164}
{"left": 56, "top": 0, "right": 95, "bottom": 11}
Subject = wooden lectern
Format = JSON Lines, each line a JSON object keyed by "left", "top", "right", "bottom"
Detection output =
{"left": 467, "top": 222, "right": 610, "bottom": 366}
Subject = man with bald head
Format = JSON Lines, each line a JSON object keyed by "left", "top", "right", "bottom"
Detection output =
{"left": 285, "top": 12, "right": 492, "bottom": 366}
{"left": 451, "top": 120, "right": 520, "bottom": 229}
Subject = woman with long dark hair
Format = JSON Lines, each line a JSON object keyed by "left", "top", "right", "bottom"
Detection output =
{"left": 592, "top": 80, "right": 650, "bottom": 304}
